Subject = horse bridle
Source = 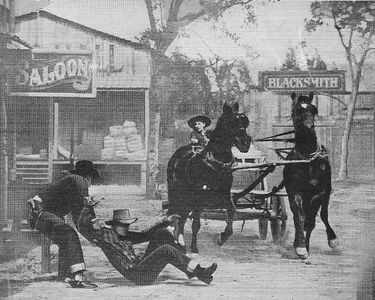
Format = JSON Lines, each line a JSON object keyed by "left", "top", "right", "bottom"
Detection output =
{"left": 201, "top": 151, "right": 235, "bottom": 171}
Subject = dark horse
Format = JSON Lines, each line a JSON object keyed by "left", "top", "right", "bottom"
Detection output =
{"left": 283, "top": 92, "right": 339, "bottom": 259}
{"left": 167, "top": 103, "right": 252, "bottom": 253}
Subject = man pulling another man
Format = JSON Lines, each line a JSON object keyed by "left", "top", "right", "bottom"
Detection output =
{"left": 28, "top": 160, "right": 218, "bottom": 288}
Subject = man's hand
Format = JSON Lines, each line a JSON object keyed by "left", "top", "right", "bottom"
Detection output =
{"left": 84, "top": 196, "right": 103, "bottom": 207}
{"left": 146, "top": 214, "right": 181, "bottom": 234}
{"left": 164, "top": 214, "right": 181, "bottom": 225}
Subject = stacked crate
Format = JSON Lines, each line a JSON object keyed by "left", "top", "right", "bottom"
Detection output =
{"left": 100, "top": 121, "right": 144, "bottom": 161}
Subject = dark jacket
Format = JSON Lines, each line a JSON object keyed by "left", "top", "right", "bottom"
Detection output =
{"left": 36, "top": 174, "right": 89, "bottom": 221}
{"left": 190, "top": 130, "right": 209, "bottom": 147}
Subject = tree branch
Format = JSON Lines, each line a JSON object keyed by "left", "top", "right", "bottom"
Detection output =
{"left": 359, "top": 27, "right": 375, "bottom": 67}
{"left": 179, "top": 10, "right": 206, "bottom": 26}
{"left": 333, "top": 15, "right": 356, "bottom": 77}
{"left": 333, "top": 15, "right": 349, "bottom": 51}
{"left": 144, "top": 0, "right": 157, "bottom": 30}
{"left": 363, "top": 47, "right": 375, "bottom": 57}
{"left": 168, "top": 0, "right": 184, "bottom": 22}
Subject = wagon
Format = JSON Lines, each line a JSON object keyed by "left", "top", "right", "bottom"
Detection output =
{"left": 198, "top": 146, "right": 288, "bottom": 245}
{"left": 162, "top": 145, "right": 290, "bottom": 245}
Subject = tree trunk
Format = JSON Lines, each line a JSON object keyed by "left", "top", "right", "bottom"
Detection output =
{"left": 337, "top": 88, "right": 358, "bottom": 180}
{"left": 0, "top": 62, "right": 8, "bottom": 226}
{"left": 145, "top": 53, "right": 170, "bottom": 199}
{"left": 142, "top": 3, "right": 199, "bottom": 199}
{"left": 146, "top": 109, "right": 161, "bottom": 199}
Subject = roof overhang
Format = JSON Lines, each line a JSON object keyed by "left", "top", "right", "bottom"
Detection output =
{"left": 0, "top": 32, "right": 32, "bottom": 49}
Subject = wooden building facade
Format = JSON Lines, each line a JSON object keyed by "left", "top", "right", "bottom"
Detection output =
{"left": 13, "top": 10, "right": 151, "bottom": 186}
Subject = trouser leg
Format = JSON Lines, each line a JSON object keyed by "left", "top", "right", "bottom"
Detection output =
{"left": 127, "top": 244, "right": 191, "bottom": 285}
{"left": 36, "top": 211, "right": 86, "bottom": 275}
{"left": 58, "top": 244, "right": 68, "bottom": 278}
{"left": 143, "top": 228, "right": 181, "bottom": 257}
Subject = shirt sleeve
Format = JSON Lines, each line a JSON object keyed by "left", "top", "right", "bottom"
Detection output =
{"left": 76, "top": 204, "right": 104, "bottom": 243}
{"left": 69, "top": 175, "right": 89, "bottom": 225}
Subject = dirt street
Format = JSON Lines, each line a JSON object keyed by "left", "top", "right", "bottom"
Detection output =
{"left": 1, "top": 180, "right": 374, "bottom": 300}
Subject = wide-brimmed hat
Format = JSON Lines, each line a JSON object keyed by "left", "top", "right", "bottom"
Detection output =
{"left": 105, "top": 209, "right": 138, "bottom": 226}
{"left": 69, "top": 160, "right": 100, "bottom": 178}
{"left": 187, "top": 115, "right": 211, "bottom": 128}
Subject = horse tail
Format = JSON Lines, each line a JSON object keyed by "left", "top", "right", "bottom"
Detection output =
{"left": 166, "top": 146, "right": 195, "bottom": 216}
{"left": 167, "top": 153, "right": 178, "bottom": 206}
{"left": 166, "top": 147, "right": 187, "bottom": 208}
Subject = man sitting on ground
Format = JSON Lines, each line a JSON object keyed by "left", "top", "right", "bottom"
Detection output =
{"left": 78, "top": 206, "right": 218, "bottom": 285}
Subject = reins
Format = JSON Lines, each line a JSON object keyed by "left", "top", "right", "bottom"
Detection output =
{"left": 201, "top": 151, "right": 235, "bottom": 171}
{"left": 254, "top": 130, "right": 295, "bottom": 143}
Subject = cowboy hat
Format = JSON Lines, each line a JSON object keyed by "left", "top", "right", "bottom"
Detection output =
{"left": 105, "top": 209, "right": 138, "bottom": 226}
{"left": 187, "top": 115, "right": 211, "bottom": 129}
{"left": 69, "top": 160, "right": 100, "bottom": 178}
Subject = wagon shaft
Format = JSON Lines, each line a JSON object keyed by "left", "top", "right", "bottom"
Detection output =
{"left": 200, "top": 209, "right": 264, "bottom": 221}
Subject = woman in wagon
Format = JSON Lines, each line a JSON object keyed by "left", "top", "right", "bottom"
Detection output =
{"left": 77, "top": 207, "right": 218, "bottom": 286}
{"left": 188, "top": 115, "right": 212, "bottom": 149}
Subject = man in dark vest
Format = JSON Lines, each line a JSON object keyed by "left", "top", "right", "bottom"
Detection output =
{"left": 28, "top": 160, "right": 99, "bottom": 288}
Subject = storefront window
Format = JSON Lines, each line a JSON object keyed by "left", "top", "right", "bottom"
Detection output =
{"left": 58, "top": 90, "right": 146, "bottom": 162}
{"left": 14, "top": 98, "right": 49, "bottom": 160}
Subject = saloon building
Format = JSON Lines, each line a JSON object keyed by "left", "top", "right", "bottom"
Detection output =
{"left": 12, "top": 0, "right": 151, "bottom": 186}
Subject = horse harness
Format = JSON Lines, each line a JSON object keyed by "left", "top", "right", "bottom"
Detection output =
{"left": 191, "top": 146, "right": 235, "bottom": 172}
{"left": 291, "top": 143, "right": 328, "bottom": 161}
{"left": 287, "top": 143, "right": 329, "bottom": 189}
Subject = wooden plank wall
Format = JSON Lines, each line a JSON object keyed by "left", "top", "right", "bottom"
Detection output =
{"left": 16, "top": 15, "right": 151, "bottom": 89}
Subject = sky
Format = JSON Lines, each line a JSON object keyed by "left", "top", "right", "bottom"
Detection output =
{"left": 166, "top": 0, "right": 348, "bottom": 79}
{"left": 16, "top": 0, "right": 375, "bottom": 89}
{"left": 16, "top": 0, "right": 347, "bottom": 70}
{"left": 16, "top": 0, "right": 50, "bottom": 15}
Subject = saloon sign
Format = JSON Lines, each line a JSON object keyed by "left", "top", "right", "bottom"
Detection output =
{"left": 10, "top": 50, "right": 96, "bottom": 97}
{"left": 259, "top": 71, "right": 345, "bottom": 93}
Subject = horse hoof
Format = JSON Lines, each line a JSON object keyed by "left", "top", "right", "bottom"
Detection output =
{"left": 216, "top": 234, "right": 224, "bottom": 246}
{"left": 295, "top": 247, "right": 308, "bottom": 259}
{"left": 328, "top": 238, "right": 339, "bottom": 249}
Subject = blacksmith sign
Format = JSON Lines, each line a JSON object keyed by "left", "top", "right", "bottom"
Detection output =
{"left": 9, "top": 50, "right": 96, "bottom": 97}
{"left": 259, "top": 71, "right": 345, "bottom": 93}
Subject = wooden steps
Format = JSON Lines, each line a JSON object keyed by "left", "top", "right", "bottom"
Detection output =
{"left": 16, "top": 161, "right": 49, "bottom": 185}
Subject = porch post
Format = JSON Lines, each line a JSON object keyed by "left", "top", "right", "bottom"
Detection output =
{"left": 70, "top": 101, "right": 75, "bottom": 168}
{"left": 41, "top": 97, "right": 54, "bottom": 273}
{"left": 0, "top": 37, "right": 8, "bottom": 231}
{"left": 8, "top": 101, "right": 16, "bottom": 181}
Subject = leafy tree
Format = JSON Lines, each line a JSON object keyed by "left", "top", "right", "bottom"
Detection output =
{"left": 158, "top": 53, "right": 211, "bottom": 137}
{"left": 280, "top": 44, "right": 327, "bottom": 71}
{"left": 206, "top": 58, "right": 255, "bottom": 118}
{"left": 141, "top": 0, "right": 259, "bottom": 198}
{"left": 280, "top": 46, "right": 300, "bottom": 71}
{"left": 306, "top": 1, "right": 375, "bottom": 180}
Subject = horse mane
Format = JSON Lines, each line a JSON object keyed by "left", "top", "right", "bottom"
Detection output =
{"left": 291, "top": 92, "right": 319, "bottom": 155}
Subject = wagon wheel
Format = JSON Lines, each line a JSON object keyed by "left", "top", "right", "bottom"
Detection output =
{"left": 270, "top": 195, "right": 287, "bottom": 245}
{"left": 258, "top": 217, "right": 268, "bottom": 240}
{"left": 258, "top": 176, "right": 268, "bottom": 240}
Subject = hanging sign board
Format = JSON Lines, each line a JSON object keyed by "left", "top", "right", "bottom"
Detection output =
{"left": 259, "top": 70, "right": 345, "bottom": 93}
{"left": 9, "top": 50, "right": 96, "bottom": 97}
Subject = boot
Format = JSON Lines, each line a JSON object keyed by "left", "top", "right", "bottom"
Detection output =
{"left": 189, "top": 263, "right": 218, "bottom": 284}
{"left": 66, "top": 272, "right": 98, "bottom": 289}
